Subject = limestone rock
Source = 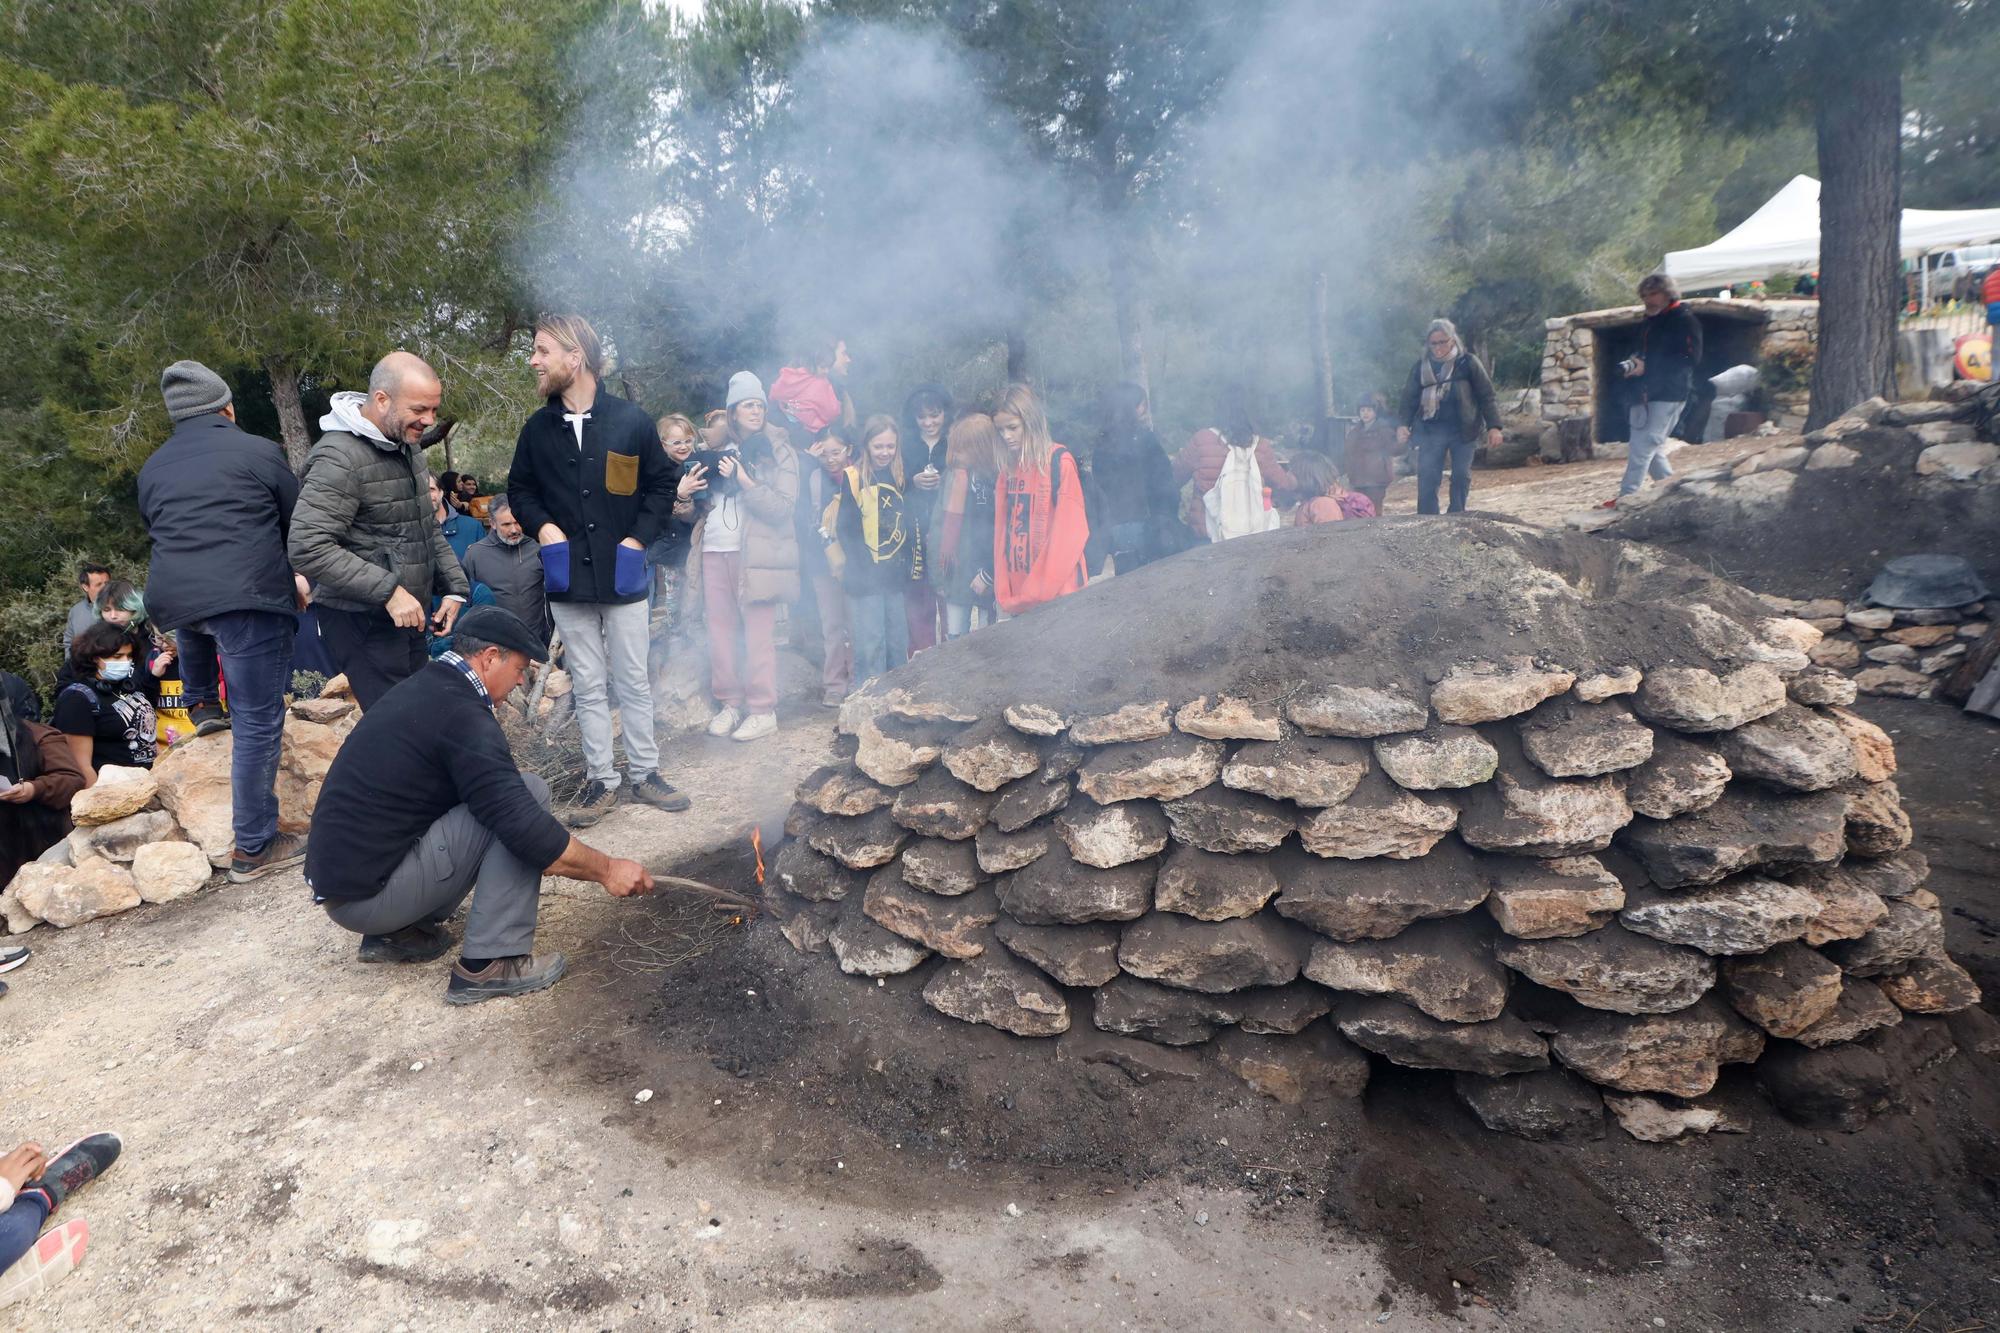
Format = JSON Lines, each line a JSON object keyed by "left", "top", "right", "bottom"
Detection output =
{"left": 1431, "top": 660, "right": 1575, "bottom": 725}
{"left": 1622, "top": 734, "right": 1732, "bottom": 820}
{"left": 1878, "top": 955, "right": 1982, "bottom": 1014}
{"left": 1602, "top": 1093, "right": 1748, "bottom": 1142}
{"left": 129, "top": 840, "right": 213, "bottom": 905}
{"left": 1091, "top": 975, "right": 1239, "bottom": 1045}
{"left": 898, "top": 838, "right": 985, "bottom": 896}
{"left": 1068, "top": 701, "right": 1171, "bottom": 745}
{"left": 1456, "top": 767, "right": 1631, "bottom": 857}
{"left": 828, "top": 901, "right": 932, "bottom": 976}
{"left": 1232, "top": 981, "right": 1337, "bottom": 1034}
{"left": 1618, "top": 787, "right": 1847, "bottom": 888}
{"left": 941, "top": 721, "right": 1045, "bottom": 792}
{"left": 1213, "top": 1025, "right": 1369, "bottom": 1104}
{"left": 1153, "top": 845, "right": 1280, "bottom": 921}
{"left": 1573, "top": 667, "right": 1642, "bottom": 703}
{"left": 806, "top": 809, "right": 910, "bottom": 870}
{"left": 1056, "top": 800, "right": 1170, "bottom": 869}
{"left": 1820, "top": 849, "right": 1928, "bottom": 901}
{"left": 1716, "top": 705, "right": 1858, "bottom": 792}
{"left": 1453, "top": 1068, "right": 1605, "bottom": 1141}
{"left": 1373, "top": 726, "right": 1499, "bottom": 790}
{"left": 12, "top": 856, "right": 141, "bottom": 928}
{"left": 1283, "top": 684, "right": 1429, "bottom": 738}
{"left": 1333, "top": 996, "right": 1549, "bottom": 1076}
{"left": 1884, "top": 623, "right": 1957, "bottom": 648}
{"left": 1518, "top": 700, "right": 1655, "bottom": 778}
{"left": 1843, "top": 779, "right": 1913, "bottom": 857}
{"left": 890, "top": 766, "right": 997, "bottom": 841}
{"left": 1791, "top": 980, "right": 1903, "bottom": 1048}
{"left": 1076, "top": 733, "right": 1225, "bottom": 804}
{"left": 1845, "top": 606, "right": 1895, "bottom": 631}
{"left": 1787, "top": 865, "right": 1891, "bottom": 946}
{"left": 1824, "top": 901, "right": 1944, "bottom": 976}
{"left": 1004, "top": 702, "right": 1068, "bottom": 737}
{"left": 923, "top": 948, "right": 1070, "bottom": 1036}
{"left": 1720, "top": 942, "right": 1843, "bottom": 1037}
{"left": 1867, "top": 1013, "right": 1958, "bottom": 1086}
{"left": 1756, "top": 1042, "right": 1892, "bottom": 1131}
{"left": 1055, "top": 1027, "right": 1201, "bottom": 1083}
{"left": 280, "top": 716, "right": 344, "bottom": 783}
{"left": 976, "top": 819, "right": 1053, "bottom": 874}
{"left": 318, "top": 672, "right": 352, "bottom": 699}
{"left": 1787, "top": 669, "right": 1857, "bottom": 708}
{"left": 1221, "top": 734, "right": 1370, "bottom": 807}
{"left": 994, "top": 917, "right": 1121, "bottom": 987}
{"left": 773, "top": 839, "right": 867, "bottom": 902}
{"left": 1497, "top": 926, "right": 1714, "bottom": 1014}
{"left": 68, "top": 768, "right": 159, "bottom": 826}
{"left": 1304, "top": 916, "right": 1510, "bottom": 1023}
{"left": 992, "top": 776, "right": 1070, "bottom": 833}
{"left": 288, "top": 695, "right": 355, "bottom": 724}
{"left": 1853, "top": 665, "right": 1931, "bottom": 699}
{"left": 1273, "top": 838, "right": 1489, "bottom": 941}
{"left": 1162, "top": 787, "right": 1296, "bottom": 854}
{"left": 1809, "top": 638, "right": 1862, "bottom": 670}
{"left": 853, "top": 712, "right": 957, "bottom": 786}
{"left": 993, "top": 843, "right": 1153, "bottom": 925}
{"left": 1, "top": 888, "right": 40, "bottom": 933}
{"left": 1631, "top": 664, "right": 1786, "bottom": 733}
{"left": 767, "top": 890, "right": 841, "bottom": 955}
{"left": 1118, "top": 912, "right": 1313, "bottom": 993}
{"left": 797, "top": 765, "right": 896, "bottom": 817}
{"left": 69, "top": 808, "right": 181, "bottom": 864}
{"left": 1550, "top": 996, "right": 1764, "bottom": 1097}
{"left": 1038, "top": 738, "right": 1089, "bottom": 783}
{"left": 1297, "top": 770, "right": 1456, "bottom": 860}
{"left": 1618, "top": 876, "right": 1821, "bottom": 955}
{"left": 1174, "top": 695, "right": 1282, "bottom": 742}
{"left": 1915, "top": 440, "right": 1999, "bottom": 479}
{"left": 863, "top": 868, "right": 999, "bottom": 960}
{"left": 1483, "top": 854, "right": 1625, "bottom": 939}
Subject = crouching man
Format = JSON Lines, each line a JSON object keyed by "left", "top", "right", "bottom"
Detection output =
{"left": 304, "top": 605, "right": 655, "bottom": 1005}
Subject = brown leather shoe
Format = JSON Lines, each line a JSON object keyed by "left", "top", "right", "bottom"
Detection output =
{"left": 444, "top": 952, "right": 567, "bottom": 1005}
{"left": 227, "top": 830, "right": 308, "bottom": 884}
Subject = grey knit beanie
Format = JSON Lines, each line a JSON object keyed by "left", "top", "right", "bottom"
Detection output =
{"left": 725, "top": 371, "right": 766, "bottom": 411}
{"left": 160, "top": 360, "right": 232, "bottom": 421}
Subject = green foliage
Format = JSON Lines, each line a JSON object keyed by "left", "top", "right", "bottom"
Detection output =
{"left": 290, "top": 670, "right": 326, "bottom": 701}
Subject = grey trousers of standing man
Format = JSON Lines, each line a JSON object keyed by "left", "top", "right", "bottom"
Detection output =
{"left": 551, "top": 600, "right": 659, "bottom": 789}
{"left": 323, "top": 774, "right": 553, "bottom": 959}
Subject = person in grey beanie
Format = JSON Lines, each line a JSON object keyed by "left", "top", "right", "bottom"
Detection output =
{"left": 137, "top": 359, "right": 311, "bottom": 882}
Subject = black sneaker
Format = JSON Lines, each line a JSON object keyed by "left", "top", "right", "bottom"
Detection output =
{"left": 188, "top": 702, "right": 231, "bottom": 737}
{"left": 444, "top": 952, "right": 567, "bottom": 1006}
{"left": 34, "top": 1132, "right": 121, "bottom": 1209}
{"left": 228, "top": 830, "right": 308, "bottom": 884}
{"left": 565, "top": 780, "right": 617, "bottom": 829}
{"left": 358, "top": 922, "right": 453, "bottom": 963}
{"left": 628, "top": 772, "right": 691, "bottom": 812}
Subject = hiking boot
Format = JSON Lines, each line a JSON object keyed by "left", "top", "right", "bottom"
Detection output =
{"left": 820, "top": 687, "right": 845, "bottom": 709}
{"left": 628, "top": 772, "right": 691, "bottom": 812}
{"left": 357, "top": 922, "right": 453, "bottom": 964}
{"left": 731, "top": 711, "right": 777, "bottom": 742}
{"left": 227, "top": 831, "right": 308, "bottom": 884}
{"left": 34, "top": 1133, "right": 122, "bottom": 1210}
{"left": 187, "top": 702, "right": 231, "bottom": 737}
{"left": 706, "top": 706, "right": 741, "bottom": 738}
{"left": 565, "top": 779, "right": 617, "bottom": 829}
{"left": 444, "top": 952, "right": 567, "bottom": 1006}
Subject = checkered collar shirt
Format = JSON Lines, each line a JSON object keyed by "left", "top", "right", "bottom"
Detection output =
{"left": 438, "top": 650, "right": 492, "bottom": 710}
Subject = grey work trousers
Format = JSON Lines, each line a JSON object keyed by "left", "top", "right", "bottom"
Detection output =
{"left": 323, "top": 774, "right": 553, "bottom": 959}
{"left": 551, "top": 599, "right": 659, "bottom": 788}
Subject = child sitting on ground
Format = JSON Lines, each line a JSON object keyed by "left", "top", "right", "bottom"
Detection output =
{"left": 1290, "top": 453, "right": 1375, "bottom": 525}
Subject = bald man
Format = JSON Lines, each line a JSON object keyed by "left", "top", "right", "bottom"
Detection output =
{"left": 289, "top": 352, "right": 472, "bottom": 709}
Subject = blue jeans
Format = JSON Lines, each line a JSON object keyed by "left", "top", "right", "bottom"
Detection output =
{"left": 0, "top": 1189, "right": 50, "bottom": 1274}
{"left": 178, "top": 610, "right": 296, "bottom": 856}
{"left": 944, "top": 600, "right": 978, "bottom": 639}
{"left": 1623, "top": 401, "right": 1684, "bottom": 495}
{"left": 1414, "top": 424, "right": 1475, "bottom": 514}
{"left": 848, "top": 590, "right": 908, "bottom": 684}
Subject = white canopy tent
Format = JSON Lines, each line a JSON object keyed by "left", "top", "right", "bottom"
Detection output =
{"left": 1663, "top": 174, "right": 2000, "bottom": 297}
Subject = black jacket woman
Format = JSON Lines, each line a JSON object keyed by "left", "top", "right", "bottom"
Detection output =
{"left": 1396, "top": 319, "right": 1502, "bottom": 515}
{"left": 1089, "top": 383, "right": 1181, "bottom": 572}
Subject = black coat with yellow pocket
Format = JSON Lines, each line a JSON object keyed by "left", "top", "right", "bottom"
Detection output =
{"left": 506, "top": 387, "right": 680, "bottom": 606}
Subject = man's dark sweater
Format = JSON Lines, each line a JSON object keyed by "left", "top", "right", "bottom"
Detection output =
{"left": 1638, "top": 301, "right": 1704, "bottom": 403}
{"left": 304, "top": 661, "right": 569, "bottom": 902}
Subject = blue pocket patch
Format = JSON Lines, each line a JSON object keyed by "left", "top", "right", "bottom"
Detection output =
{"left": 540, "top": 540, "right": 571, "bottom": 595}
{"left": 613, "top": 543, "right": 649, "bottom": 598}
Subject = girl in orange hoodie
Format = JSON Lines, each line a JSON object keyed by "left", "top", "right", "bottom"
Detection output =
{"left": 992, "top": 383, "right": 1090, "bottom": 617}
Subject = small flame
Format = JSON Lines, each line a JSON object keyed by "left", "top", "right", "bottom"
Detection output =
{"left": 750, "top": 827, "right": 765, "bottom": 887}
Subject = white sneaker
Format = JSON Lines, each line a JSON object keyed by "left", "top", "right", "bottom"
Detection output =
{"left": 731, "top": 711, "right": 777, "bottom": 742}
{"left": 706, "top": 706, "right": 741, "bottom": 738}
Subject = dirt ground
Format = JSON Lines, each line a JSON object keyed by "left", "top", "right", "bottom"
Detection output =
{"left": 6, "top": 452, "right": 1998, "bottom": 1332}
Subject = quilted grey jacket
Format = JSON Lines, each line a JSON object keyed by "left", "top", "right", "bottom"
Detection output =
{"left": 288, "top": 427, "right": 468, "bottom": 614}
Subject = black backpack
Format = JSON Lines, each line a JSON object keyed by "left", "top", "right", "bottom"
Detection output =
{"left": 1050, "top": 445, "right": 1112, "bottom": 576}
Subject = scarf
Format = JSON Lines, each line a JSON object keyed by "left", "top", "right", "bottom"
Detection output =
{"left": 1419, "top": 355, "right": 1458, "bottom": 422}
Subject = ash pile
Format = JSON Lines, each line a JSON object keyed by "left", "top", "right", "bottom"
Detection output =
{"left": 766, "top": 518, "right": 1985, "bottom": 1140}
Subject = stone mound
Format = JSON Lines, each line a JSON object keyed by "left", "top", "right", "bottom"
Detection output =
{"left": 765, "top": 517, "right": 1980, "bottom": 1138}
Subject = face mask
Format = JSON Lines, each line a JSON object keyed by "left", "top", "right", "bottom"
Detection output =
{"left": 100, "top": 658, "right": 135, "bottom": 682}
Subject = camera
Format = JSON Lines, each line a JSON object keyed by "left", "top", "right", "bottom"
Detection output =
{"left": 1618, "top": 357, "right": 1641, "bottom": 377}
{"left": 687, "top": 448, "right": 741, "bottom": 495}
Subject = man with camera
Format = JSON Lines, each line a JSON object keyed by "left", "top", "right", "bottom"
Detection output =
{"left": 1606, "top": 273, "right": 1703, "bottom": 508}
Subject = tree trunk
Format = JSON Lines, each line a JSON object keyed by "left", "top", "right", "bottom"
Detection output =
{"left": 1005, "top": 328, "right": 1029, "bottom": 383}
{"left": 1107, "top": 242, "right": 1151, "bottom": 402}
{"left": 1807, "top": 69, "right": 1901, "bottom": 430}
{"left": 266, "top": 355, "right": 311, "bottom": 473}
{"left": 1308, "top": 270, "right": 1335, "bottom": 422}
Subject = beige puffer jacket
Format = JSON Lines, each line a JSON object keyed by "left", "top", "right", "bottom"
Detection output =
{"left": 683, "top": 430, "right": 801, "bottom": 612}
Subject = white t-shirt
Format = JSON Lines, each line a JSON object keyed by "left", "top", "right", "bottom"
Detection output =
{"left": 702, "top": 493, "right": 744, "bottom": 554}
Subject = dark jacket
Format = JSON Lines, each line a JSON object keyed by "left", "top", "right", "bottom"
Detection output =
{"left": 833, "top": 461, "right": 919, "bottom": 596}
{"left": 1399, "top": 352, "right": 1502, "bottom": 440}
{"left": 304, "top": 660, "right": 570, "bottom": 902}
{"left": 506, "top": 387, "right": 677, "bottom": 606}
{"left": 1089, "top": 427, "right": 1179, "bottom": 560}
{"left": 1638, "top": 301, "right": 1704, "bottom": 403}
{"left": 439, "top": 510, "right": 485, "bottom": 564}
{"left": 1344, "top": 421, "right": 1399, "bottom": 489}
{"left": 137, "top": 412, "right": 300, "bottom": 630}
{"left": 289, "top": 414, "right": 468, "bottom": 614}
{"left": 0, "top": 715, "right": 85, "bottom": 888}
{"left": 460, "top": 532, "right": 551, "bottom": 644}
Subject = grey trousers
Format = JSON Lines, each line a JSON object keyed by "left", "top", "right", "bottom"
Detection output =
{"left": 323, "top": 774, "right": 553, "bottom": 959}
{"left": 551, "top": 599, "right": 659, "bottom": 788}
